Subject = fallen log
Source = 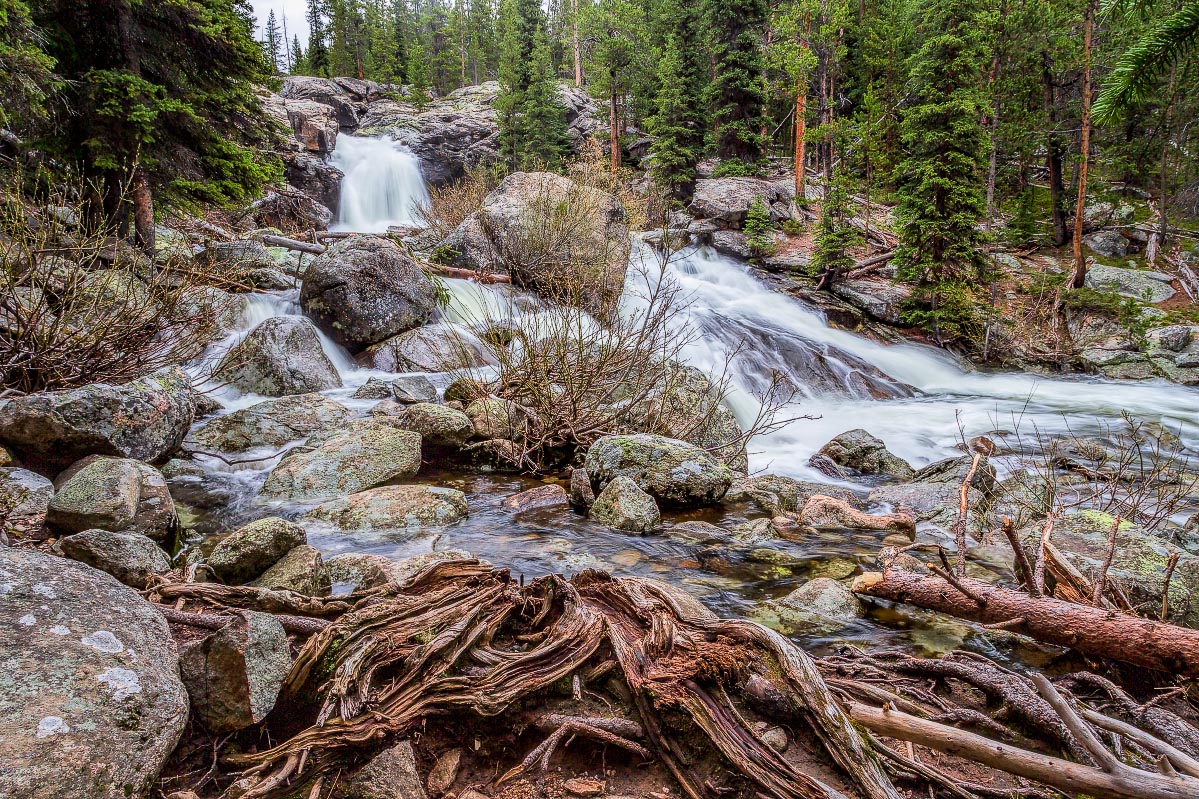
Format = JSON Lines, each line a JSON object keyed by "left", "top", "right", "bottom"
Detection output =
{"left": 852, "top": 569, "right": 1199, "bottom": 676}
{"left": 261, "top": 234, "right": 326, "bottom": 255}
{"left": 155, "top": 604, "right": 330, "bottom": 636}
{"left": 256, "top": 233, "right": 513, "bottom": 284}
{"left": 847, "top": 701, "right": 1199, "bottom": 799}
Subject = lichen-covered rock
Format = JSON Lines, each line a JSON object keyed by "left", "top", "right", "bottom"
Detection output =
{"left": 175, "top": 285, "right": 246, "bottom": 342}
{"left": 0, "top": 367, "right": 195, "bottom": 471}
{"left": 200, "top": 240, "right": 278, "bottom": 274}
{"left": 187, "top": 393, "right": 351, "bottom": 453}
{"left": 207, "top": 517, "right": 307, "bottom": 585}
{"left": 356, "top": 323, "right": 490, "bottom": 372}
{"left": 502, "top": 484, "right": 568, "bottom": 512}
{"left": 464, "top": 396, "right": 530, "bottom": 441}
{"left": 249, "top": 544, "right": 330, "bottom": 596}
{"left": 0, "top": 547, "right": 188, "bottom": 799}
{"left": 213, "top": 317, "right": 342, "bottom": 397}
{"left": 389, "top": 402, "right": 474, "bottom": 448}
{"left": 300, "top": 236, "right": 439, "bottom": 352}
{"left": 688, "top": 177, "right": 792, "bottom": 228}
{"left": 634, "top": 366, "right": 747, "bottom": 472}
{"left": 570, "top": 468, "right": 595, "bottom": 508}
{"left": 724, "top": 474, "right": 861, "bottom": 515}
{"left": 0, "top": 467, "right": 54, "bottom": 541}
{"left": 304, "top": 485, "right": 468, "bottom": 530}
{"left": 324, "top": 550, "right": 473, "bottom": 593}
{"left": 809, "top": 429, "right": 914, "bottom": 481}
{"left": 443, "top": 377, "right": 490, "bottom": 405}
{"left": 179, "top": 610, "right": 291, "bottom": 733}
{"left": 56, "top": 530, "right": 171, "bottom": 589}
{"left": 1082, "top": 230, "right": 1129, "bottom": 259}
{"left": 588, "top": 475, "right": 661, "bottom": 532}
{"left": 333, "top": 740, "right": 426, "bottom": 799}
{"left": 259, "top": 426, "right": 422, "bottom": 502}
{"left": 866, "top": 456, "right": 995, "bottom": 527}
{"left": 763, "top": 577, "right": 864, "bottom": 631}
{"left": 829, "top": 279, "right": 912, "bottom": 325}
{"left": 800, "top": 495, "right": 915, "bottom": 535}
{"left": 47, "top": 457, "right": 177, "bottom": 542}
{"left": 1084, "top": 264, "right": 1175, "bottom": 303}
{"left": 585, "top": 434, "right": 734, "bottom": 508}
{"left": 351, "top": 375, "right": 438, "bottom": 403}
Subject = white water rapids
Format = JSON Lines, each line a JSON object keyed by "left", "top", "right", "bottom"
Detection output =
{"left": 331, "top": 135, "right": 431, "bottom": 233}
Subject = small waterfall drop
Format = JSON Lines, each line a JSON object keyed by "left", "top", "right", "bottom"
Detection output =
{"left": 331, "top": 136, "right": 431, "bottom": 233}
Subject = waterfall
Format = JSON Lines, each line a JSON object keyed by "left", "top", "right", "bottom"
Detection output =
{"left": 331, "top": 135, "right": 431, "bottom": 233}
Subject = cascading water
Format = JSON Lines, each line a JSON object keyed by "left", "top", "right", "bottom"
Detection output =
{"left": 331, "top": 135, "right": 431, "bottom": 233}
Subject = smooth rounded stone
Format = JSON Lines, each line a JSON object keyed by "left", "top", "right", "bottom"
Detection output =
{"left": 353, "top": 377, "right": 398, "bottom": 399}
{"left": 0, "top": 367, "right": 195, "bottom": 471}
{"left": 391, "top": 375, "right": 440, "bottom": 403}
{"left": 668, "top": 520, "right": 729, "bottom": 544}
{"left": 502, "top": 483, "right": 568, "bottom": 512}
{"left": 585, "top": 433, "right": 734, "bottom": 508}
{"left": 356, "top": 323, "right": 490, "bottom": 372}
{"left": 301, "top": 236, "right": 438, "bottom": 351}
{"left": 175, "top": 285, "right": 246, "bottom": 341}
{"left": 259, "top": 427, "right": 422, "bottom": 502}
{"left": 201, "top": 240, "right": 277, "bottom": 273}
{"left": 47, "top": 457, "right": 177, "bottom": 541}
{"left": 687, "top": 177, "right": 792, "bottom": 226}
{"left": 589, "top": 476, "right": 661, "bottom": 533}
{"left": 427, "top": 748, "right": 462, "bottom": 796}
{"left": 249, "top": 544, "right": 330, "bottom": 596}
{"left": 1082, "top": 229, "right": 1130, "bottom": 259}
{"left": 56, "top": 530, "right": 171, "bottom": 589}
{"left": 808, "top": 429, "right": 915, "bottom": 481}
{"left": 800, "top": 495, "right": 915, "bottom": 535}
{"left": 635, "top": 365, "right": 747, "bottom": 471}
{"left": 1084, "top": 263, "right": 1176, "bottom": 303}
{"left": 0, "top": 467, "right": 54, "bottom": 542}
{"left": 187, "top": 393, "right": 351, "bottom": 453}
{"left": 443, "top": 377, "right": 490, "bottom": 404}
{"left": 388, "top": 402, "right": 474, "bottom": 448}
{"left": 569, "top": 468, "right": 595, "bottom": 508}
{"left": 464, "top": 396, "right": 529, "bottom": 441}
{"left": 304, "top": 485, "right": 469, "bottom": 530}
{"left": 207, "top": 517, "right": 307, "bottom": 585}
{"left": 770, "top": 577, "right": 864, "bottom": 628}
{"left": 179, "top": 610, "right": 291, "bottom": 733}
{"left": 213, "top": 317, "right": 342, "bottom": 397}
{"left": 333, "top": 740, "right": 426, "bottom": 799}
{"left": 0, "top": 547, "right": 188, "bottom": 799}
{"left": 724, "top": 475, "right": 861, "bottom": 516}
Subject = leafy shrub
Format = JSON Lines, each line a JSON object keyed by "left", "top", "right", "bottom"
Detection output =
{"left": 711, "top": 158, "right": 764, "bottom": 178}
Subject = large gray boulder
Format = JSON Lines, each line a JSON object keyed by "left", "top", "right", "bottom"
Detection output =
{"left": 387, "top": 402, "right": 474, "bottom": 448}
{"left": 56, "top": 529, "right": 171, "bottom": 589}
{"left": 584, "top": 433, "right": 734, "bottom": 508}
{"left": 0, "top": 367, "right": 195, "bottom": 471}
{"left": 300, "top": 236, "right": 439, "bottom": 352}
{"left": 809, "top": 429, "right": 915, "bottom": 481}
{"left": 436, "top": 172, "right": 630, "bottom": 317}
{"left": 0, "top": 547, "right": 188, "bottom": 799}
{"left": 0, "top": 467, "right": 54, "bottom": 542}
{"left": 356, "top": 323, "right": 491, "bottom": 372}
{"left": 304, "top": 484, "right": 468, "bottom": 530}
{"left": 1082, "top": 230, "right": 1130, "bottom": 259}
{"left": 213, "top": 317, "right": 343, "bottom": 397}
{"left": 283, "top": 98, "right": 339, "bottom": 154}
{"left": 464, "top": 396, "right": 530, "bottom": 441}
{"left": 250, "top": 544, "right": 330, "bottom": 596}
{"left": 179, "top": 610, "right": 291, "bottom": 733}
{"left": 207, "top": 517, "right": 307, "bottom": 585}
{"left": 259, "top": 426, "right": 422, "bottom": 502}
{"left": 1084, "top": 264, "right": 1175, "bottom": 303}
{"left": 830, "top": 280, "right": 913, "bottom": 325}
{"left": 187, "top": 393, "right": 352, "bottom": 453}
{"left": 632, "top": 366, "right": 747, "bottom": 472}
{"left": 724, "top": 474, "right": 862, "bottom": 516}
{"left": 867, "top": 455, "right": 995, "bottom": 527}
{"left": 589, "top": 476, "right": 661, "bottom": 533}
{"left": 688, "top": 178, "right": 792, "bottom": 228}
{"left": 47, "top": 457, "right": 177, "bottom": 542}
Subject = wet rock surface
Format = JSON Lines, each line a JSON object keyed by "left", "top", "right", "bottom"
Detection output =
{"left": 214, "top": 317, "right": 342, "bottom": 397}
{"left": 585, "top": 433, "right": 735, "bottom": 508}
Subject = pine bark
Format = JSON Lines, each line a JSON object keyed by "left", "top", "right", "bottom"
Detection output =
{"left": 1070, "top": 2, "right": 1095, "bottom": 288}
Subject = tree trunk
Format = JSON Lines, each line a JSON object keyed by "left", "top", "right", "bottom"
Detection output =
{"left": 609, "top": 77, "right": 620, "bottom": 175}
{"left": 572, "top": 0, "right": 582, "bottom": 87}
{"left": 852, "top": 569, "right": 1199, "bottom": 676}
{"left": 794, "top": 86, "right": 806, "bottom": 197}
{"left": 1043, "top": 52, "right": 1068, "bottom": 246}
{"left": 1158, "top": 62, "right": 1177, "bottom": 251}
{"left": 132, "top": 169, "right": 155, "bottom": 256}
{"left": 1070, "top": 2, "right": 1095, "bottom": 289}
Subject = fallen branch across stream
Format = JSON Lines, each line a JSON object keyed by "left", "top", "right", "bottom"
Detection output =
{"left": 260, "top": 233, "right": 513, "bottom": 284}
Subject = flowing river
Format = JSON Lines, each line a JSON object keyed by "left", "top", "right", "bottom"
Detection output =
{"left": 178, "top": 134, "right": 1199, "bottom": 659}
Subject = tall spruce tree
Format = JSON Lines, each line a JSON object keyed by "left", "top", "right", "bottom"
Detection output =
{"left": 705, "top": 0, "right": 768, "bottom": 168}
{"left": 392, "top": 0, "right": 410, "bottom": 82}
{"left": 307, "top": 0, "right": 331, "bottom": 76}
{"left": 496, "top": 0, "right": 569, "bottom": 168}
{"left": 811, "top": 171, "right": 863, "bottom": 287}
{"left": 647, "top": 39, "right": 697, "bottom": 197}
{"left": 290, "top": 34, "right": 306, "bottom": 73}
{"left": 519, "top": 29, "right": 570, "bottom": 167}
{"left": 892, "top": 0, "right": 989, "bottom": 345}
{"left": 0, "top": 0, "right": 57, "bottom": 129}
{"left": 264, "top": 9, "right": 283, "bottom": 74}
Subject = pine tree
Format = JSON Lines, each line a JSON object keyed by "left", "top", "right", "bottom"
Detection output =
{"left": 307, "top": 0, "right": 331, "bottom": 76}
{"left": 392, "top": 0, "right": 410, "bottom": 82}
{"left": 518, "top": 29, "right": 570, "bottom": 168}
{"left": 892, "top": 0, "right": 989, "bottom": 345}
{"left": 290, "top": 34, "right": 306, "bottom": 73}
{"left": 496, "top": 0, "right": 568, "bottom": 169}
{"left": 407, "top": 40, "right": 433, "bottom": 108}
{"left": 0, "top": 0, "right": 57, "bottom": 129}
{"left": 811, "top": 173, "right": 863, "bottom": 285}
{"left": 705, "top": 0, "right": 768, "bottom": 168}
{"left": 264, "top": 9, "right": 283, "bottom": 74}
{"left": 647, "top": 39, "right": 698, "bottom": 197}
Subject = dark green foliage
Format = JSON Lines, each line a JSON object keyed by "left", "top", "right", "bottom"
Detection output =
{"left": 496, "top": 0, "right": 569, "bottom": 169}
{"left": 646, "top": 40, "right": 697, "bottom": 196}
{"left": 811, "top": 175, "right": 863, "bottom": 283}
{"left": 408, "top": 40, "right": 432, "bottom": 108}
{"left": 264, "top": 9, "right": 283, "bottom": 74}
{"left": 0, "top": 0, "right": 56, "bottom": 128}
{"left": 892, "top": 0, "right": 989, "bottom": 344}
{"left": 711, "top": 158, "right": 764, "bottom": 178}
{"left": 1095, "top": 0, "right": 1199, "bottom": 122}
{"left": 743, "top": 195, "right": 776, "bottom": 255}
{"left": 705, "top": 0, "right": 767, "bottom": 162}
{"left": 307, "top": 0, "right": 332, "bottom": 76}
{"left": 290, "top": 34, "right": 305, "bottom": 73}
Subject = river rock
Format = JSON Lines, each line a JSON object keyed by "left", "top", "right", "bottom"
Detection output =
{"left": 178, "top": 610, "right": 291, "bottom": 733}
{"left": 1082, "top": 230, "right": 1129, "bottom": 259}
{"left": 688, "top": 178, "right": 792, "bottom": 228}
{"left": 1084, "top": 264, "right": 1175, "bottom": 303}
{"left": 259, "top": 426, "right": 422, "bottom": 502}
{"left": 0, "top": 467, "right": 54, "bottom": 541}
{"left": 56, "top": 530, "right": 171, "bottom": 589}
{"left": 249, "top": 544, "right": 330, "bottom": 596}
{"left": 0, "top": 367, "right": 195, "bottom": 471}
{"left": 200, "top": 240, "right": 277, "bottom": 274}
{"left": 867, "top": 455, "right": 995, "bottom": 526}
{"left": 389, "top": 402, "right": 474, "bottom": 448}
{"left": 724, "top": 474, "right": 861, "bottom": 515}
{"left": 589, "top": 476, "right": 661, "bottom": 533}
{"left": 304, "top": 485, "right": 468, "bottom": 530}
{"left": 356, "top": 323, "right": 491, "bottom": 372}
{"left": 769, "top": 577, "right": 864, "bottom": 629}
{"left": 333, "top": 740, "right": 426, "bottom": 799}
{"left": 444, "top": 377, "right": 491, "bottom": 404}
{"left": 353, "top": 375, "right": 438, "bottom": 403}
{"left": 0, "top": 547, "right": 188, "bottom": 799}
{"left": 436, "top": 171, "right": 630, "bottom": 317}
{"left": 809, "top": 429, "right": 915, "bottom": 480}
{"left": 63, "top": 270, "right": 158, "bottom": 327}
{"left": 213, "top": 317, "right": 342, "bottom": 396}
{"left": 47, "top": 457, "right": 177, "bottom": 542}
{"left": 801, "top": 494, "right": 915, "bottom": 535}
{"left": 175, "top": 285, "right": 246, "bottom": 341}
{"left": 570, "top": 467, "right": 595, "bottom": 507}
{"left": 284, "top": 98, "right": 339, "bottom": 154}
{"left": 829, "top": 279, "right": 913, "bottom": 325}
{"left": 635, "top": 365, "right": 747, "bottom": 471}
{"left": 324, "top": 550, "right": 473, "bottom": 593}
{"left": 585, "top": 434, "right": 735, "bottom": 508}
{"left": 301, "top": 236, "right": 439, "bottom": 352}
{"left": 187, "top": 393, "right": 352, "bottom": 452}
{"left": 502, "top": 484, "right": 568, "bottom": 512}
{"left": 207, "top": 517, "right": 307, "bottom": 585}
{"left": 464, "top": 396, "right": 529, "bottom": 440}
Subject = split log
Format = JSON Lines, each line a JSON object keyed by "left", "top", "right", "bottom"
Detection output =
{"left": 261, "top": 234, "right": 326, "bottom": 255}
{"left": 852, "top": 570, "right": 1199, "bottom": 676}
{"left": 847, "top": 701, "right": 1199, "bottom": 799}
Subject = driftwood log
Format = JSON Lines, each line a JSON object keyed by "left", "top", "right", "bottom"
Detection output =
{"left": 852, "top": 569, "right": 1199, "bottom": 676}
{"left": 260, "top": 233, "right": 513, "bottom": 284}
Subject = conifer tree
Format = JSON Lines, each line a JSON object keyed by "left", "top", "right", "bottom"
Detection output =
{"left": 264, "top": 10, "right": 283, "bottom": 74}
{"left": 496, "top": 0, "right": 569, "bottom": 169}
{"left": 705, "top": 0, "right": 768, "bottom": 168}
{"left": 892, "top": 0, "right": 989, "bottom": 345}
{"left": 811, "top": 173, "right": 863, "bottom": 286}
{"left": 518, "top": 29, "right": 570, "bottom": 167}
{"left": 290, "top": 34, "right": 306, "bottom": 74}
{"left": 307, "top": 0, "right": 331, "bottom": 76}
{"left": 0, "top": 0, "right": 56, "bottom": 129}
{"left": 647, "top": 40, "right": 697, "bottom": 197}
{"left": 407, "top": 40, "right": 433, "bottom": 108}
{"left": 392, "top": 0, "right": 410, "bottom": 82}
